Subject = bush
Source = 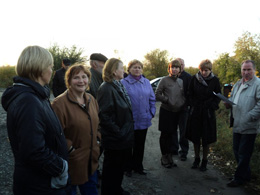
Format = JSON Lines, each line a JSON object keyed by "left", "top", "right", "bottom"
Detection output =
{"left": 0, "top": 66, "right": 16, "bottom": 88}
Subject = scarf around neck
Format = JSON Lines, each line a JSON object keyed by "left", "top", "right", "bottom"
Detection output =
{"left": 112, "top": 80, "right": 132, "bottom": 107}
{"left": 195, "top": 71, "right": 214, "bottom": 86}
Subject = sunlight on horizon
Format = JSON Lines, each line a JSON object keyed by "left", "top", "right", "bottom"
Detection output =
{"left": 1, "top": 0, "right": 260, "bottom": 68}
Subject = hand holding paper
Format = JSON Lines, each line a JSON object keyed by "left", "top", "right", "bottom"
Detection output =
{"left": 213, "top": 92, "right": 236, "bottom": 105}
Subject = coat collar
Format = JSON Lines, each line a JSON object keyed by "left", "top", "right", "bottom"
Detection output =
{"left": 66, "top": 89, "right": 91, "bottom": 106}
{"left": 237, "top": 75, "right": 258, "bottom": 89}
{"left": 124, "top": 74, "right": 144, "bottom": 84}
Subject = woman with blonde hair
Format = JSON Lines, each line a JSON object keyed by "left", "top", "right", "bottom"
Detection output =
{"left": 97, "top": 58, "right": 134, "bottom": 195}
{"left": 186, "top": 59, "right": 221, "bottom": 171}
{"left": 1, "top": 45, "right": 69, "bottom": 194}
{"left": 121, "top": 59, "right": 156, "bottom": 176}
{"left": 52, "top": 63, "right": 100, "bottom": 195}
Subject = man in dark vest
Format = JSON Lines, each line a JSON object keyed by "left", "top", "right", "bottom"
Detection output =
{"left": 52, "top": 58, "right": 71, "bottom": 97}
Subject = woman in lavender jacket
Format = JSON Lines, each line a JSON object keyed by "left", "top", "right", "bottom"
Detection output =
{"left": 121, "top": 59, "right": 156, "bottom": 176}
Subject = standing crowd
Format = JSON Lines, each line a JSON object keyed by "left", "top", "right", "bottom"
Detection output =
{"left": 1, "top": 45, "right": 259, "bottom": 195}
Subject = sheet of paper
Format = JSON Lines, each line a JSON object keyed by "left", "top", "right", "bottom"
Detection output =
{"left": 213, "top": 92, "right": 236, "bottom": 105}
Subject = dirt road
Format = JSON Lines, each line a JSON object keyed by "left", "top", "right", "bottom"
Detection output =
{"left": 120, "top": 102, "right": 252, "bottom": 195}
{"left": 0, "top": 89, "right": 254, "bottom": 195}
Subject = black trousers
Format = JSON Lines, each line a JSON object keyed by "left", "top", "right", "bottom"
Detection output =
{"left": 233, "top": 133, "right": 256, "bottom": 183}
{"left": 132, "top": 129, "right": 148, "bottom": 172}
{"left": 101, "top": 148, "right": 132, "bottom": 195}
{"left": 171, "top": 109, "right": 189, "bottom": 156}
{"left": 159, "top": 107, "right": 180, "bottom": 155}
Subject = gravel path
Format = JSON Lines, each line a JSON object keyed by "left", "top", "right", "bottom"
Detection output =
{"left": 0, "top": 89, "right": 14, "bottom": 195}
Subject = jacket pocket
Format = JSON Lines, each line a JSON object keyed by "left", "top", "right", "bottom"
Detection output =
{"left": 119, "top": 122, "right": 134, "bottom": 140}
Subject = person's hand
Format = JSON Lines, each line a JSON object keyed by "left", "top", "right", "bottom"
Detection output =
{"left": 223, "top": 102, "right": 231, "bottom": 109}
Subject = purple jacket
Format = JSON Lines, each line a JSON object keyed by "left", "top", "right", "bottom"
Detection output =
{"left": 121, "top": 75, "right": 156, "bottom": 130}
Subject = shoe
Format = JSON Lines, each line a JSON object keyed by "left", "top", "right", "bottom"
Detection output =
{"left": 122, "top": 191, "right": 130, "bottom": 195}
{"left": 167, "top": 154, "right": 177, "bottom": 167}
{"left": 199, "top": 159, "right": 208, "bottom": 171}
{"left": 191, "top": 158, "right": 200, "bottom": 169}
{"left": 172, "top": 162, "right": 177, "bottom": 167}
{"left": 134, "top": 170, "right": 147, "bottom": 175}
{"left": 121, "top": 189, "right": 131, "bottom": 195}
{"left": 227, "top": 179, "right": 243, "bottom": 187}
{"left": 161, "top": 154, "right": 171, "bottom": 168}
{"left": 167, "top": 154, "right": 173, "bottom": 165}
{"left": 125, "top": 171, "right": 132, "bottom": 177}
{"left": 171, "top": 151, "right": 179, "bottom": 155}
{"left": 180, "top": 155, "right": 187, "bottom": 161}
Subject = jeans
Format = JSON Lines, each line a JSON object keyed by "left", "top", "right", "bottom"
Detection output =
{"left": 70, "top": 171, "right": 98, "bottom": 195}
{"left": 233, "top": 133, "right": 256, "bottom": 183}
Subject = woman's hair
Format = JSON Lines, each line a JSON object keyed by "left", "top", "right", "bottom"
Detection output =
{"left": 168, "top": 59, "right": 181, "bottom": 73}
{"left": 16, "top": 45, "right": 53, "bottom": 81}
{"left": 103, "top": 58, "right": 123, "bottom": 82}
{"left": 198, "top": 59, "right": 212, "bottom": 70}
{"left": 65, "top": 63, "right": 91, "bottom": 89}
{"left": 127, "top": 59, "right": 143, "bottom": 73}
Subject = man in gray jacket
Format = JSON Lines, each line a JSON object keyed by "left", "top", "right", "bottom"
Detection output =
{"left": 225, "top": 60, "right": 260, "bottom": 187}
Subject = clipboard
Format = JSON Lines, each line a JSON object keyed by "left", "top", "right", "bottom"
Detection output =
{"left": 213, "top": 92, "right": 236, "bottom": 105}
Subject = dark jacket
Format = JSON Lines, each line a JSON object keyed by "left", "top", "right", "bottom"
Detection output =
{"left": 186, "top": 73, "right": 221, "bottom": 145}
{"left": 52, "top": 68, "right": 67, "bottom": 97}
{"left": 1, "top": 76, "right": 68, "bottom": 195}
{"left": 87, "top": 68, "right": 103, "bottom": 99}
{"left": 179, "top": 70, "right": 192, "bottom": 109}
{"left": 97, "top": 81, "right": 134, "bottom": 150}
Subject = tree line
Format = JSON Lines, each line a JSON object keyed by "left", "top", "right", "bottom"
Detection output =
{"left": 1, "top": 31, "right": 259, "bottom": 88}
{"left": 48, "top": 31, "right": 260, "bottom": 86}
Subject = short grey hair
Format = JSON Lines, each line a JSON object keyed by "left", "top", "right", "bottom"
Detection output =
{"left": 242, "top": 60, "right": 255, "bottom": 69}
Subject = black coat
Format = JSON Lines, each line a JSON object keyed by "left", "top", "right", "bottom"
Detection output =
{"left": 97, "top": 82, "right": 134, "bottom": 150}
{"left": 1, "top": 77, "right": 68, "bottom": 195}
{"left": 186, "top": 74, "right": 221, "bottom": 145}
{"left": 179, "top": 70, "right": 192, "bottom": 109}
{"left": 52, "top": 68, "right": 67, "bottom": 97}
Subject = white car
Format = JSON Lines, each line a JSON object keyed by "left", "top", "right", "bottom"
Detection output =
{"left": 150, "top": 77, "right": 163, "bottom": 92}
